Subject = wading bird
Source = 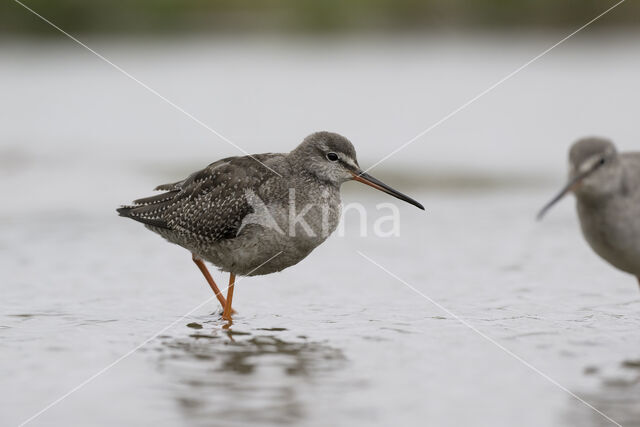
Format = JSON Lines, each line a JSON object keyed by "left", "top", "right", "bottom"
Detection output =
{"left": 118, "top": 132, "right": 424, "bottom": 320}
{"left": 538, "top": 137, "right": 640, "bottom": 287}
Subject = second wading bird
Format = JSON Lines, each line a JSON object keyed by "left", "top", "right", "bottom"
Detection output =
{"left": 118, "top": 132, "right": 424, "bottom": 320}
{"left": 538, "top": 137, "right": 640, "bottom": 288}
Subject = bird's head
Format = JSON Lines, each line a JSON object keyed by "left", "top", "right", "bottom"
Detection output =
{"left": 537, "top": 137, "right": 622, "bottom": 219}
{"left": 290, "top": 131, "right": 424, "bottom": 210}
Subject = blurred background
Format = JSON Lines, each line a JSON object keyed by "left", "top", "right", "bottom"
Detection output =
{"left": 2, "top": 0, "right": 640, "bottom": 34}
{"left": 2, "top": 1, "right": 640, "bottom": 427}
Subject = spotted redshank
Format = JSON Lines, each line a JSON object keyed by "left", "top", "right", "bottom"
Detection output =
{"left": 118, "top": 132, "right": 424, "bottom": 319}
{"left": 538, "top": 137, "right": 640, "bottom": 287}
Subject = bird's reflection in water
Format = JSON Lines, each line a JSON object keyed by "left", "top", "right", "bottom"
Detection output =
{"left": 155, "top": 323, "right": 346, "bottom": 425}
{"left": 565, "top": 360, "right": 640, "bottom": 427}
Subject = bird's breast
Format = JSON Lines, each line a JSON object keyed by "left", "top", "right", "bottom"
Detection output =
{"left": 258, "top": 187, "right": 342, "bottom": 245}
{"left": 214, "top": 183, "right": 342, "bottom": 275}
{"left": 576, "top": 196, "right": 640, "bottom": 276}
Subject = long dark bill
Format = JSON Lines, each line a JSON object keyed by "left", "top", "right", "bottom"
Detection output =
{"left": 536, "top": 169, "right": 594, "bottom": 221}
{"left": 351, "top": 171, "right": 425, "bottom": 211}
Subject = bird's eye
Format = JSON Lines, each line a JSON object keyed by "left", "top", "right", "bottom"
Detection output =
{"left": 326, "top": 152, "right": 339, "bottom": 162}
{"left": 598, "top": 157, "right": 606, "bottom": 166}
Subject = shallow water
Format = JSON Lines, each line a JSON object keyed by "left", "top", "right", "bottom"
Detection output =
{"left": 1, "top": 34, "right": 640, "bottom": 426}
{"left": 3, "top": 189, "right": 640, "bottom": 427}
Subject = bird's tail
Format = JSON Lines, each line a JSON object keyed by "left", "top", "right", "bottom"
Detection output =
{"left": 116, "top": 189, "right": 179, "bottom": 229}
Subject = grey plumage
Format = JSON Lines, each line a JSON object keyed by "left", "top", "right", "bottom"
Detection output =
{"left": 539, "top": 137, "right": 640, "bottom": 283}
{"left": 118, "top": 131, "right": 424, "bottom": 278}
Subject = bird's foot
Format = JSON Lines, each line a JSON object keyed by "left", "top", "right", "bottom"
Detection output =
{"left": 220, "top": 309, "right": 236, "bottom": 320}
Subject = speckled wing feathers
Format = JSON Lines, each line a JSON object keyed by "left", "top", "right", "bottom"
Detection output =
{"left": 118, "top": 154, "right": 282, "bottom": 242}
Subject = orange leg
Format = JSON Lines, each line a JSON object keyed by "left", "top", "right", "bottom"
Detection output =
{"left": 192, "top": 254, "right": 226, "bottom": 310}
{"left": 222, "top": 273, "right": 236, "bottom": 321}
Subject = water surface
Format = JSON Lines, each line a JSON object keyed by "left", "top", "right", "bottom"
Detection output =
{"left": 1, "top": 34, "right": 640, "bottom": 426}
